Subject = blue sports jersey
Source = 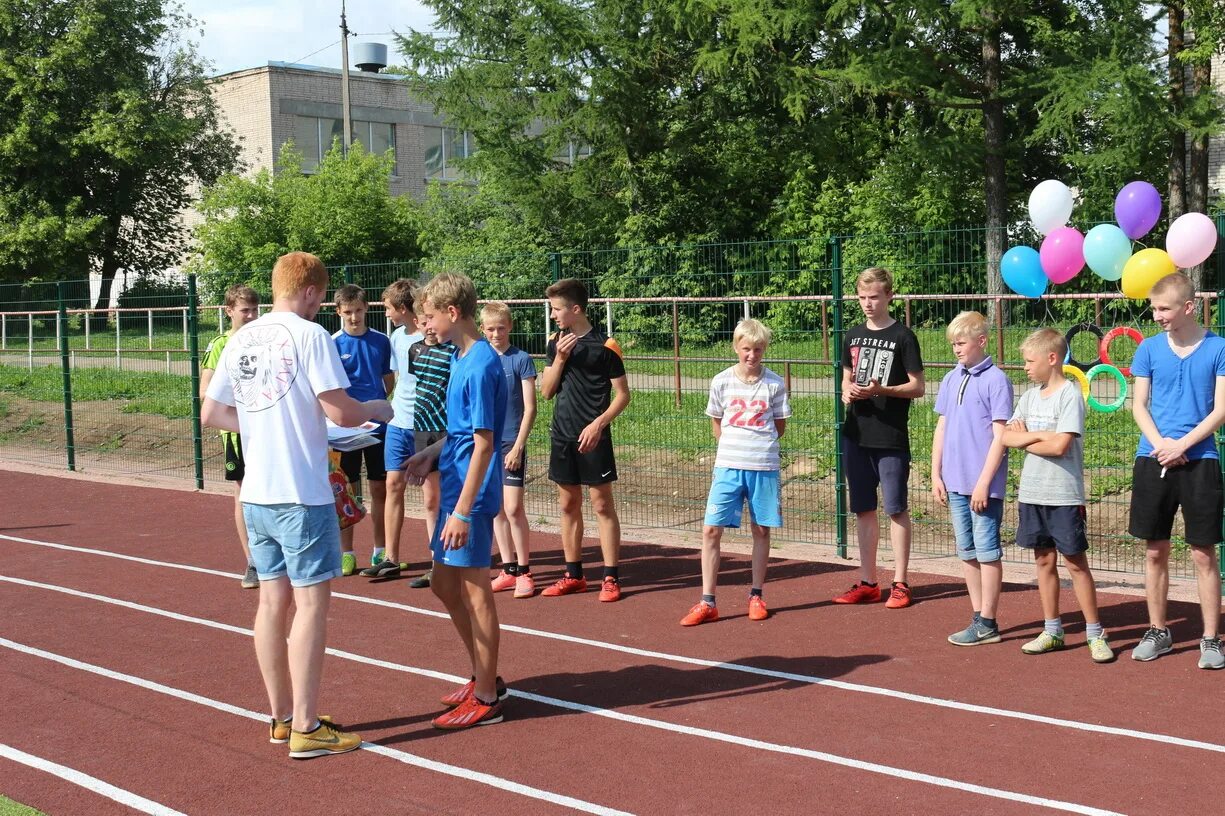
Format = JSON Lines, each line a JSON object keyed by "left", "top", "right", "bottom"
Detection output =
{"left": 332, "top": 328, "right": 392, "bottom": 403}
{"left": 1132, "top": 330, "right": 1225, "bottom": 461}
{"left": 438, "top": 339, "right": 507, "bottom": 516}
{"left": 498, "top": 345, "right": 537, "bottom": 444}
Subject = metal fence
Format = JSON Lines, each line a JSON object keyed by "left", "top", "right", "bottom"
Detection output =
{"left": 2, "top": 223, "right": 1224, "bottom": 580}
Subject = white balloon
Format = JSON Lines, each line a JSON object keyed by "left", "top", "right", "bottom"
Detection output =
{"left": 1028, "top": 179, "right": 1075, "bottom": 236}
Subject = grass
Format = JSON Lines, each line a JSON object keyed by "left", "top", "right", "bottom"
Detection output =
{"left": 0, "top": 796, "right": 45, "bottom": 816}
{"left": 0, "top": 365, "right": 191, "bottom": 418}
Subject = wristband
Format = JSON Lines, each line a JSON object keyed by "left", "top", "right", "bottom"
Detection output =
{"left": 452, "top": 511, "right": 472, "bottom": 524}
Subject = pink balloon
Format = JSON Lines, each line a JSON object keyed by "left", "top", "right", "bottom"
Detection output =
{"left": 1039, "top": 227, "right": 1085, "bottom": 284}
{"left": 1166, "top": 212, "right": 1219, "bottom": 268}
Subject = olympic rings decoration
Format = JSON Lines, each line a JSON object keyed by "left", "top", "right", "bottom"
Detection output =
{"left": 1085, "top": 364, "right": 1128, "bottom": 413}
{"left": 1062, "top": 365, "right": 1090, "bottom": 400}
{"left": 1063, "top": 322, "right": 1104, "bottom": 372}
{"left": 1098, "top": 326, "right": 1144, "bottom": 377}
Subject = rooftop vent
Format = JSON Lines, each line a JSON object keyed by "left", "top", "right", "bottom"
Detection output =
{"left": 353, "top": 42, "right": 388, "bottom": 73}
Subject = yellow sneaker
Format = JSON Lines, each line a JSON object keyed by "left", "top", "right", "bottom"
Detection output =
{"left": 1087, "top": 635, "right": 1115, "bottom": 664}
{"left": 341, "top": 552, "right": 357, "bottom": 577}
{"left": 288, "top": 720, "right": 360, "bottom": 759}
{"left": 270, "top": 714, "right": 331, "bottom": 744}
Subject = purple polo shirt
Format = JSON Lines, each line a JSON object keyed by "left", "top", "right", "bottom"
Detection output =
{"left": 934, "top": 355, "right": 1014, "bottom": 498}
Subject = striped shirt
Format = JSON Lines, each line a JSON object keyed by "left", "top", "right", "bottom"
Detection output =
{"left": 705, "top": 366, "right": 791, "bottom": 471}
{"left": 409, "top": 339, "right": 456, "bottom": 433}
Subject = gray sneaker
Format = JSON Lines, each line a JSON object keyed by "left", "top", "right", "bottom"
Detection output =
{"left": 948, "top": 620, "right": 1001, "bottom": 647}
{"left": 409, "top": 569, "right": 433, "bottom": 589}
{"left": 1198, "top": 637, "right": 1225, "bottom": 670}
{"left": 1131, "top": 626, "right": 1173, "bottom": 661}
{"left": 240, "top": 565, "right": 259, "bottom": 589}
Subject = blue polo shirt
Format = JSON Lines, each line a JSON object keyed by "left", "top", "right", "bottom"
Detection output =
{"left": 933, "top": 355, "right": 1014, "bottom": 497}
{"left": 1132, "top": 331, "right": 1225, "bottom": 461}
{"left": 439, "top": 339, "right": 508, "bottom": 516}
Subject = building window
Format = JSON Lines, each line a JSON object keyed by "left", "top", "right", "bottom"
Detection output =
{"left": 290, "top": 117, "right": 396, "bottom": 172}
{"left": 424, "top": 126, "right": 476, "bottom": 180}
{"left": 550, "top": 140, "right": 593, "bottom": 167}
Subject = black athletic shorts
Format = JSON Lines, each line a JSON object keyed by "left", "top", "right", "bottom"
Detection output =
{"left": 1128, "top": 456, "right": 1223, "bottom": 547}
{"left": 340, "top": 438, "right": 387, "bottom": 483}
{"left": 223, "top": 435, "right": 245, "bottom": 482}
{"left": 502, "top": 440, "right": 525, "bottom": 488}
{"left": 1016, "top": 503, "right": 1088, "bottom": 556}
{"left": 414, "top": 430, "right": 445, "bottom": 473}
{"left": 549, "top": 435, "right": 617, "bottom": 486}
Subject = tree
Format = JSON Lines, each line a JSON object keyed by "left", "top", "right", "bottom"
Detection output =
{"left": 0, "top": 0, "right": 240, "bottom": 315}
{"left": 190, "top": 142, "right": 421, "bottom": 301}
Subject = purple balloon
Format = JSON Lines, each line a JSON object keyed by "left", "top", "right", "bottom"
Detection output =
{"left": 1115, "top": 181, "right": 1162, "bottom": 240}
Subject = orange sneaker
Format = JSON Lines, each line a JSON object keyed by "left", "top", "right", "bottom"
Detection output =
{"left": 680, "top": 602, "right": 718, "bottom": 626}
{"left": 513, "top": 572, "right": 536, "bottom": 598}
{"left": 598, "top": 576, "right": 622, "bottom": 602}
{"left": 885, "top": 581, "right": 912, "bottom": 609}
{"left": 491, "top": 570, "right": 516, "bottom": 592}
{"left": 541, "top": 576, "right": 587, "bottom": 596}
{"left": 833, "top": 582, "right": 882, "bottom": 604}
{"left": 433, "top": 694, "right": 504, "bottom": 730}
{"left": 440, "top": 676, "right": 508, "bottom": 708}
{"left": 748, "top": 595, "right": 769, "bottom": 621}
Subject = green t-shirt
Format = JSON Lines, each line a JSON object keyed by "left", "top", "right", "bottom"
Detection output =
{"left": 203, "top": 333, "right": 238, "bottom": 444}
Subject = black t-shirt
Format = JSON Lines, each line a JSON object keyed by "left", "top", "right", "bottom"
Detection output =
{"left": 841, "top": 321, "right": 923, "bottom": 450}
{"left": 546, "top": 329, "right": 626, "bottom": 441}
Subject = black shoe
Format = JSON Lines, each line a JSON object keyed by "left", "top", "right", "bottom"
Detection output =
{"left": 360, "top": 560, "right": 402, "bottom": 578}
{"left": 409, "top": 569, "right": 433, "bottom": 589}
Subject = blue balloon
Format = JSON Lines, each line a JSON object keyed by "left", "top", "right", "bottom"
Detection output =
{"left": 1001, "top": 246, "right": 1047, "bottom": 298}
{"left": 1083, "top": 224, "right": 1132, "bottom": 282}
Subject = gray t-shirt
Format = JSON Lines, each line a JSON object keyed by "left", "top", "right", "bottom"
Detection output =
{"left": 1010, "top": 381, "right": 1085, "bottom": 505}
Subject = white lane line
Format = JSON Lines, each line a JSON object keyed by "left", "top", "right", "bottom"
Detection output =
{"left": 0, "top": 743, "right": 187, "bottom": 816}
{"left": 0, "top": 576, "right": 1124, "bottom": 815}
{"left": 3, "top": 532, "right": 1223, "bottom": 756}
{"left": 0, "top": 636, "right": 631, "bottom": 816}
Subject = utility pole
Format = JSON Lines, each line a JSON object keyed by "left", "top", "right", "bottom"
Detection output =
{"left": 339, "top": 0, "right": 352, "bottom": 155}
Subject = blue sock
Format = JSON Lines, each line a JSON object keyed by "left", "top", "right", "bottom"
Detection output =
{"left": 701, "top": 594, "right": 716, "bottom": 607}
{"left": 972, "top": 611, "right": 982, "bottom": 624}
{"left": 980, "top": 616, "right": 997, "bottom": 630}
{"left": 1045, "top": 618, "right": 1064, "bottom": 636}
{"left": 1086, "top": 622, "right": 1104, "bottom": 640}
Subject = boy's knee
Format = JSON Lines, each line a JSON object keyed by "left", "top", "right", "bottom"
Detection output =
{"left": 1190, "top": 545, "right": 1219, "bottom": 569}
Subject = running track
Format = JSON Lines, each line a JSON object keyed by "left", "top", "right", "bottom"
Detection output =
{"left": 1, "top": 470, "right": 1221, "bottom": 815}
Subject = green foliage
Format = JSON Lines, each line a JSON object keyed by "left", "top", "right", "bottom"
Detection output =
{"left": 190, "top": 143, "right": 422, "bottom": 302}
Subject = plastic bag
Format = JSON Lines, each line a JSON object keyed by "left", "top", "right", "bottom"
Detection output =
{"left": 328, "top": 450, "right": 366, "bottom": 530}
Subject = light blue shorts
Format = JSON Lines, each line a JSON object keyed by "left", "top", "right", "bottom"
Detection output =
{"left": 703, "top": 467, "right": 783, "bottom": 529}
{"left": 948, "top": 492, "right": 1003, "bottom": 563}
{"left": 430, "top": 510, "right": 496, "bottom": 569}
{"left": 383, "top": 425, "right": 416, "bottom": 473}
{"left": 242, "top": 503, "right": 342, "bottom": 587}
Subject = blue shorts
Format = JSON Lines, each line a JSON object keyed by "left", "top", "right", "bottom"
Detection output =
{"left": 242, "top": 503, "right": 342, "bottom": 587}
{"left": 843, "top": 437, "right": 909, "bottom": 515}
{"left": 1017, "top": 503, "right": 1088, "bottom": 556}
{"left": 430, "top": 510, "right": 496, "bottom": 569}
{"left": 383, "top": 425, "right": 416, "bottom": 473}
{"left": 704, "top": 467, "right": 782, "bottom": 529}
{"left": 948, "top": 492, "right": 1003, "bottom": 563}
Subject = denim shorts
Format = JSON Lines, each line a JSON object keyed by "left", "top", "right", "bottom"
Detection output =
{"left": 383, "top": 425, "right": 416, "bottom": 473}
{"left": 242, "top": 502, "right": 342, "bottom": 587}
{"left": 430, "top": 510, "right": 496, "bottom": 569}
{"left": 704, "top": 467, "right": 782, "bottom": 529}
{"left": 948, "top": 492, "right": 1003, "bottom": 563}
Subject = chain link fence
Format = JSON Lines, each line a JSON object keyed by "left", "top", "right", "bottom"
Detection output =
{"left": 3, "top": 222, "right": 1224, "bottom": 579}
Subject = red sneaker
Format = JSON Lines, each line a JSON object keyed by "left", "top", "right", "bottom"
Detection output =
{"left": 433, "top": 695, "right": 504, "bottom": 730}
{"left": 490, "top": 570, "right": 516, "bottom": 592}
{"left": 680, "top": 602, "right": 719, "bottom": 626}
{"left": 541, "top": 576, "right": 587, "bottom": 596}
{"left": 885, "top": 581, "right": 912, "bottom": 609}
{"left": 833, "top": 582, "right": 882, "bottom": 604}
{"left": 598, "top": 577, "right": 621, "bottom": 602}
{"left": 440, "top": 676, "right": 508, "bottom": 708}
{"left": 513, "top": 572, "right": 536, "bottom": 598}
{"left": 748, "top": 595, "right": 769, "bottom": 621}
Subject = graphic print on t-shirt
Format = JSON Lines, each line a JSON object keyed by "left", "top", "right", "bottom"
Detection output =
{"left": 850, "top": 343, "right": 896, "bottom": 387}
{"left": 227, "top": 323, "right": 298, "bottom": 412}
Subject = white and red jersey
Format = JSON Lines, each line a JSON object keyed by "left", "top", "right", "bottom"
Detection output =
{"left": 705, "top": 366, "right": 791, "bottom": 471}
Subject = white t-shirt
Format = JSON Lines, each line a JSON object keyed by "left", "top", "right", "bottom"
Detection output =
{"left": 389, "top": 328, "right": 424, "bottom": 429}
{"left": 206, "top": 311, "right": 349, "bottom": 505}
{"left": 705, "top": 366, "right": 792, "bottom": 471}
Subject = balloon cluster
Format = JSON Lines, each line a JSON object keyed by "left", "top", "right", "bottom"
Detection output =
{"left": 1001, "top": 180, "right": 1219, "bottom": 300}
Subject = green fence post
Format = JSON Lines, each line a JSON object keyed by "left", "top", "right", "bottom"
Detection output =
{"left": 56, "top": 282, "right": 76, "bottom": 472}
{"left": 188, "top": 274, "right": 205, "bottom": 490}
{"left": 1215, "top": 214, "right": 1225, "bottom": 589}
{"left": 831, "top": 236, "right": 847, "bottom": 559}
{"left": 549, "top": 251, "right": 561, "bottom": 282}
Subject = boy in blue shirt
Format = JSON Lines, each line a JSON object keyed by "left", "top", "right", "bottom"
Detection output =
{"left": 1129, "top": 272, "right": 1225, "bottom": 669}
{"left": 331, "top": 284, "right": 393, "bottom": 576}
{"left": 481, "top": 301, "right": 539, "bottom": 598}
{"left": 405, "top": 272, "right": 509, "bottom": 729}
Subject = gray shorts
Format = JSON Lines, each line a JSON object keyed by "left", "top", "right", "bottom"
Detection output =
{"left": 843, "top": 436, "right": 909, "bottom": 516}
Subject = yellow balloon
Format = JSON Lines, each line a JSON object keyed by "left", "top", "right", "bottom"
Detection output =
{"left": 1121, "top": 248, "right": 1176, "bottom": 300}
